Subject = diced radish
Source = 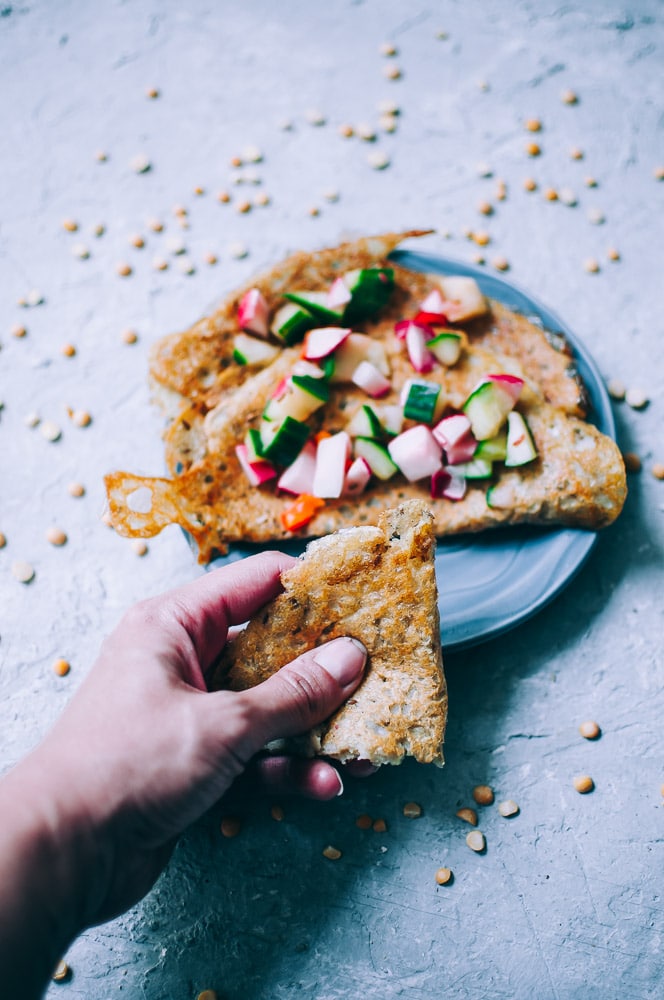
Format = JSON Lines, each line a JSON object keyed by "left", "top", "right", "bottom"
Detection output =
{"left": 406, "top": 323, "right": 436, "bottom": 373}
{"left": 237, "top": 288, "right": 269, "bottom": 338}
{"left": 343, "top": 456, "right": 372, "bottom": 496}
{"left": 427, "top": 275, "right": 488, "bottom": 322}
{"left": 235, "top": 444, "right": 277, "bottom": 487}
{"left": 313, "top": 431, "right": 351, "bottom": 498}
{"left": 331, "top": 333, "right": 390, "bottom": 381}
{"left": 432, "top": 414, "right": 478, "bottom": 465}
{"left": 419, "top": 289, "right": 448, "bottom": 316}
{"left": 277, "top": 440, "right": 317, "bottom": 495}
{"left": 485, "top": 373, "right": 524, "bottom": 404}
{"left": 431, "top": 467, "right": 467, "bottom": 501}
{"left": 327, "top": 277, "right": 352, "bottom": 311}
{"left": 387, "top": 425, "right": 443, "bottom": 482}
{"left": 394, "top": 318, "right": 435, "bottom": 341}
{"left": 302, "top": 326, "right": 351, "bottom": 360}
{"left": 270, "top": 376, "right": 289, "bottom": 401}
{"left": 292, "top": 358, "right": 327, "bottom": 379}
{"left": 351, "top": 360, "right": 391, "bottom": 398}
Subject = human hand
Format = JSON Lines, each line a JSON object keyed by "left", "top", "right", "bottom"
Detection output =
{"left": 0, "top": 552, "right": 367, "bottom": 992}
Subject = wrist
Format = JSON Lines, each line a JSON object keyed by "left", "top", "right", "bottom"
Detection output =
{"left": 0, "top": 752, "right": 112, "bottom": 994}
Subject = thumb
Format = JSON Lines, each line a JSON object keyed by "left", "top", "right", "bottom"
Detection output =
{"left": 242, "top": 636, "right": 368, "bottom": 751}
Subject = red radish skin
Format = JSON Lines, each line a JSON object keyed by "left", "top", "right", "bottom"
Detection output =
{"left": 394, "top": 318, "right": 436, "bottom": 341}
{"left": 431, "top": 467, "right": 467, "bottom": 501}
{"left": 406, "top": 323, "right": 436, "bottom": 373}
{"left": 485, "top": 373, "right": 524, "bottom": 403}
{"left": 237, "top": 288, "right": 269, "bottom": 338}
{"left": 343, "top": 456, "right": 372, "bottom": 496}
{"left": 351, "top": 360, "right": 392, "bottom": 398}
{"left": 312, "top": 431, "right": 351, "bottom": 498}
{"left": 277, "top": 440, "right": 317, "bottom": 495}
{"left": 432, "top": 414, "right": 478, "bottom": 465}
{"left": 302, "top": 326, "right": 351, "bottom": 360}
{"left": 235, "top": 444, "right": 278, "bottom": 487}
{"left": 388, "top": 425, "right": 443, "bottom": 482}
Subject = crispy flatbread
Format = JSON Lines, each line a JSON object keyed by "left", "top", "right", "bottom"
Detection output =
{"left": 104, "top": 231, "right": 627, "bottom": 562}
{"left": 211, "top": 501, "right": 446, "bottom": 767}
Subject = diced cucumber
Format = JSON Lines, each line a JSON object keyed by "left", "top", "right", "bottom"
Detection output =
{"left": 474, "top": 428, "right": 507, "bottom": 462}
{"left": 284, "top": 290, "right": 344, "bottom": 325}
{"left": 463, "top": 380, "right": 514, "bottom": 440}
{"left": 401, "top": 379, "right": 441, "bottom": 424}
{"left": 346, "top": 404, "right": 384, "bottom": 439}
{"left": 329, "top": 333, "right": 390, "bottom": 382}
{"left": 343, "top": 267, "right": 394, "bottom": 322}
{"left": 271, "top": 302, "right": 314, "bottom": 345}
{"left": 291, "top": 373, "right": 330, "bottom": 403}
{"left": 454, "top": 457, "right": 493, "bottom": 479}
{"left": 264, "top": 376, "right": 328, "bottom": 423}
{"left": 426, "top": 330, "right": 465, "bottom": 367}
{"left": 354, "top": 437, "right": 398, "bottom": 481}
{"left": 259, "top": 416, "right": 310, "bottom": 467}
{"left": 245, "top": 428, "right": 264, "bottom": 462}
{"left": 505, "top": 411, "right": 537, "bottom": 467}
{"left": 233, "top": 333, "right": 280, "bottom": 366}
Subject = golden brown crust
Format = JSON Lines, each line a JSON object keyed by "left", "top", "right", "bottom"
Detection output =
{"left": 211, "top": 501, "right": 447, "bottom": 766}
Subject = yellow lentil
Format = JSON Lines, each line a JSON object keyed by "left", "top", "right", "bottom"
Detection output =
{"left": 146, "top": 86, "right": 160, "bottom": 99}
{"left": 220, "top": 817, "right": 242, "bottom": 838}
{"left": 121, "top": 328, "right": 138, "bottom": 344}
{"left": 197, "top": 991, "right": 218, "bottom": 1000}
{"left": 116, "top": 262, "right": 132, "bottom": 277}
{"left": 71, "top": 409, "right": 92, "bottom": 427}
{"left": 322, "top": 845, "right": 342, "bottom": 860}
{"left": 607, "top": 247, "right": 620, "bottom": 261}
{"left": 379, "top": 114, "right": 398, "bottom": 132}
{"left": 217, "top": 190, "right": 231, "bottom": 203}
{"left": 270, "top": 804, "right": 284, "bottom": 822}
{"left": 172, "top": 204, "right": 188, "bottom": 217}
{"left": 68, "top": 482, "right": 85, "bottom": 497}
{"left": 525, "top": 141, "right": 541, "bottom": 157}
{"left": 403, "top": 801, "right": 422, "bottom": 819}
{"left": 569, "top": 147, "right": 584, "bottom": 160}
{"left": 561, "top": 88, "right": 578, "bottom": 105}
{"left": 147, "top": 217, "right": 164, "bottom": 232}
{"left": 466, "top": 830, "right": 486, "bottom": 852}
{"left": 52, "top": 959, "right": 70, "bottom": 982}
{"left": 477, "top": 200, "right": 493, "bottom": 216}
{"left": 129, "top": 234, "right": 145, "bottom": 248}
{"left": 379, "top": 41, "right": 398, "bottom": 56}
{"left": 474, "top": 231, "right": 490, "bottom": 246}
{"left": 455, "top": 807, "right": 478, "bottom": 826}
{"left": 492, "top": 256, "right": 509, "bottom": 271}
{"left": 383, "top": 64, "right": 402, "bottom": 80}
{"left": 472, "top": 785, "right": 494, "bottom": 806}
{"left": 579, "top": 720, "right": 601, "bottom": 740}
{"left": 573, "top": 775, "right": 594, "bottom": 794}
{"left": 131, "top": 539, "right": 148, "bottom": 556}
{"left": 338, "top": 123, "right": 354, "bottom": 138}
{"left": 193, "top": 185, "right": 205, "bottom": 196}
{"left": 62, "top": 218, "right": 78, "bottom": 232}
{"left": 622, "top": 451, "right": 642, "bottom": 473}
{"left": 651, "top": 463, "right": 664, "bottom": 481}
{"left": 524, "top": 118, "right": 542, "bottom": 132}
{"left": 203, "top": 251, "right": 218, "bottom": 265}
{"left": 60, "top": 343, "right": 76, "bottom": 357}
{"left": 254, "top": 191, "right": 270, "bottom": 207}
{"left": 356, "top": 814, "right": 373, "bottom": 830}
{"left": 497, "top": 800, "right": 520, "bottom": 818}
{"left": 95, "top": 150, "right": 108, "bottom": 162}
{"left": 53, "top": 658, "right": 71, "bottom": 677}
{"left": 72, "top": 243, "right": 90, "bottom": 259}
{"left": 46, "top": 527, "right": 67, "bottom": 546}
{"left": 12, "top": 324, "right": 27, "bottom": 338}
{"left": 236, "top": 200, "right": 252, "bottom": 214}
{"left": 0, "top": 532, "right": 6, "bottom": 548}
{"left": 654, "top": 166, "right": 664, "bottom": 181}
{"left": 583, "top": 258, "right": 600, "bottom": 273}
{"left": 372, "top": 818, "right": 387, "bottom": 833}
{"left": 544, "top": 187, "right": 558, "bottom": 201}
{"left": 585, "top": 176, "right": 598, "bottom": 188}
{"left": 435, "top": 867, "right": 453, "bottom": 885}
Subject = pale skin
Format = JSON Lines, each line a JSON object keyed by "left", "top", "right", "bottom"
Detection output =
{"left": 0, "top": 552, "right": 369, "bottom": 999}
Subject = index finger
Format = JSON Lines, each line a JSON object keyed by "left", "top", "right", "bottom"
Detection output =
{"left": 167, "top": 551, "right": 297, "bottom": 670}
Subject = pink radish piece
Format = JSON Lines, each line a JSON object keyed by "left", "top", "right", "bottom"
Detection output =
{"left": 418, "top": 289, "right": 450, "bottom": 321}
{"left": 406, "top": 322, "right": 436, "bottom": 373}
{"left": 302, "top": 326, "right": 351, "bottom": 360}
{"left": 351, "top": 360, "right": 391, "bottom": 398}
{"left": 313, "top": 431, "right": 351, "bottom": 498}
{"left": 431, "top": 467, "right": 467, "bottom": 501}
{"left": 343, "top": 456, "right": 372, "bottom": 496}
{"left": 485, "top": 373, "right": 524, "bottom": 403}
{"left": 235, "top": 444, "right": 277, "bottom": 487}
{"left": 277, "top": 441, "right": 317, "bottom": 495}
{"left": 387, "top": 425, "right": 443, "bottom": 482}
{"left": 394, "top": 318, "right": 436, "bottom": 341}
{"left": 327, "top": 277, "right": 352, "bottom": 311}
{"left": 237, "top": 288, "right": 269, "bottom": 338}
{"left": 432, "top": 414, "right": 478, "bottom": 465}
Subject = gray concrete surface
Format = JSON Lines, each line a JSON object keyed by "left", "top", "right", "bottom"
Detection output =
{"left": 1, "top": 1, "right": 663, "bottom": 997}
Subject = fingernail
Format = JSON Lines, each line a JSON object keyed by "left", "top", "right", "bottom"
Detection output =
{"left": 313, "top": 636, "right": 367, "bottom": 687}
{"left": 334, "top": 771, "right": 345, "bottom": 797}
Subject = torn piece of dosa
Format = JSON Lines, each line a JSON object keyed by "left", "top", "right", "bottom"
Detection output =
{"left": 211, "top": 501, "right": 447, "bottom": 767}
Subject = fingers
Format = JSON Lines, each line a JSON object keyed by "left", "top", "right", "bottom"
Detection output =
{"left": 163, "top": 552, "right": 297, "bottom": 671}
{"left": 245, "top": 757, "right": 345, "bottom": 801}
{"left": 239, "top": 636, "right": 368, "bottom": 753}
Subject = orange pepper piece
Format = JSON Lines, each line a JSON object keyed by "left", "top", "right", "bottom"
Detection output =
{"left": 280, "top": 494, "right": 325, "bottom": 532}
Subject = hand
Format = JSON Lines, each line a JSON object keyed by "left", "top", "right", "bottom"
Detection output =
{"left": 0, "top": 552, "right": 367, "bottom": 996}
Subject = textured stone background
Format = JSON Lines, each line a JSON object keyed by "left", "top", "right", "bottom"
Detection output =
{"left": 1, "top": 2, "right": 663, "bottom": 998}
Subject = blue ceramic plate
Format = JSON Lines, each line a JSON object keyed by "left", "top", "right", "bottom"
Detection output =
{"left": 207, "top": 252, "right": 614, "bottom": 651}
